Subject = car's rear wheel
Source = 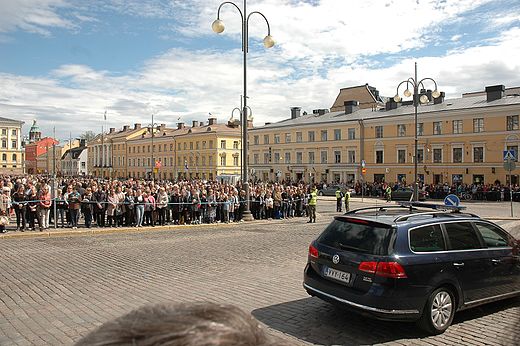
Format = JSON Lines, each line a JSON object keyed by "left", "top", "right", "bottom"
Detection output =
{"left": 417, "top": 287, "right": 455, "bottom": 335}
{"left": 318, "top": 191, "right": 324, "bottom": 196}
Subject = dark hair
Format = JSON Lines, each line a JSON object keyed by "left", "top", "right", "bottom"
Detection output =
{"left": 75, "top": 302, "right": 290, "bottom": 346}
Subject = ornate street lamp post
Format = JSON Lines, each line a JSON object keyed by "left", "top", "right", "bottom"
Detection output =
{"left": 147, "top": 113, "right": 159, "bottom": 181}
{"left": 213, "top": 0, "right": 274, "bottom": 221}
{"left": 394, "top": 62, "right": 440, "bottom": 201}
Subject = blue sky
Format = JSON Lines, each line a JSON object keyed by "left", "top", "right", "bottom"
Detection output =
{"left": 0, "top": 0, "right": 519, "bottom": 141}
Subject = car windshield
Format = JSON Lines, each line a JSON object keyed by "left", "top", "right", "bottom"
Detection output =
{"left": 318, "top": 219, "right": 393, "bottom": 255}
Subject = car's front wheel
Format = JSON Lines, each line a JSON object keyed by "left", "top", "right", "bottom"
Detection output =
{"left": 417, "top": 287, "right": 455, "bottom": 335}
{"left": 318, "top": 191, "right": 324, "bottom": 196}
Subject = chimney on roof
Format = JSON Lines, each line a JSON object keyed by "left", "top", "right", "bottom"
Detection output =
{"left": 290, "top": 107, "right": 301, "bottom": 119}
{"left": 313, "top": 109, "right": 329, "bottom": 116}
{"left": 485, "top": 85, "right": 505, "bottom": 102}
{"left": 344, "top": 100, "right": 359, "bottom": 115}
{"left": 208, "top": 117, "right": 217, "bottom": 125}
{"left": 134, "top": 123, "right": 141, "bottom": 129}
{"left": 385, "top": 99, "right": 399, "bottom": 111}
{"left": 192, "top": 120, "right": 199, "bottom": 127}
{"left": 79, "top": 139, "right": 86, "bottom": 147}
{"left": 434, "top": 92, "right": 445, "bottom": 105}
{"left": 159, "top": 123, "right": 166, "bottom": 131}
{"left": 109, "top": 127, "right": 115, "bottom": 134}
{"left": 123, "top": 125, "right": 129, "bottom": 131}
{"left": 177, "top": 122, "right": 185, "bottom": 130}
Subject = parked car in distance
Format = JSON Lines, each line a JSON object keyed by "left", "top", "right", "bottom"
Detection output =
{"left": 303, "top": 202, "right": 520, "bottom": 335}
{"left": 391, "top": 187, "right": 427, "bottom": 201}
{"left": 318, "top": 185, "right": 346, "bottom": 196}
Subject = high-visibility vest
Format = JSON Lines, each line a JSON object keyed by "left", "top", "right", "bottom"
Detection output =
{"left": 309, "top": 191, "right": 318, "bottom": 206}
{"left": 345, "top": 191, "right": 350, "bottom": 200}
{"left": 386, "top": 187, "right": 392, "bottom": 196}
{"left": 335, "top": 190, "right": 342, "bottom": 199}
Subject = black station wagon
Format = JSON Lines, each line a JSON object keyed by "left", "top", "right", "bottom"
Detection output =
{"left": 303, "top": 202, "right": 520, "bottom": 334}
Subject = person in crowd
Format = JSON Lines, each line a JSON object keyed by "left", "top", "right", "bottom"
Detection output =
{"left": 0, "top": 188, "right": 10, "bottom": 233}
{"left": 335, "top": 186, "right": 343, "bottom": 213}
{"left": 12, "top": 185, "right": 27, "bottom": 231}
{"left": 106, "top": 188, "right": 118, "bottom": 227}
{"left": 156, "top": 187, "right": 168, "bottom": 226}
{"left": 124, "top": 189, "right": 135, "bottom": 227}
{"left": 26, "top": 186, "right": 39, "bottom": 231}
{"left": 67, "top": 185, "right": 82, "bottom": 229}
{"left": 93, "top": 185, "right": 106, "bottom": 227}
{"left": 344, "top": 188, "right": 351, "bottom": 212}
{"left": 135, "top": 189, "right": 145, "bottom": 227}
{"left": 37, "top": 185, "right": 51, "bottom": 231}
{"left": 81, "top": 187, "right": 94, "bottom": 228}
{"left": 55, "top": 190, "right": 68, "bottom": 228}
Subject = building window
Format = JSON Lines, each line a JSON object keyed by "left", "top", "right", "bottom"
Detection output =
{"left": 417, "top": 149, "right": 424, "bottom": 163}
{"left": 296, "top": 152, "right": 302, "bottom": 164}
{"left": 296, "top": 132, "right": 302, "bottom": 142}
{"left": 202, "top": 141, "right": 206, "bottom": 149}
{"left": 274, "top": 152, "right": 280, "bottom": 163}
{"left": 220, "top": 156, "right": 226, "bottom": 166}
{"left": 376, "top": 150, "right": 383, "bottom": 164}
{"left": 348, "top": 150, "right": 356, "bottom": 163}
{"left": 334, "top": 129, "right": 341, "bottom": 140}
{"left": 274, "top": 134, "right": 280, "bottom": 144}
{"left": 347, "top": 128, "right": 355, "bottom": 140}
{"left": 417, "top": 123, "right": 424, "bottom": 136}
{"left": 264, "top": 135, "right": 269, "bottom": 144}
{"left": 308, "top": 131, "right": 315, "bottom": 142}
{"left": 233, "top": 141, "right": 239, "bottom": 149}
{"left": 183, "top": 143, "right": 187, "bottom": 150}
{"left": 254, "top": 136, "right": 259, "bottom": 145}
{"left": 12, "top": 129, "right": 16, "bottom": 136}
{"left": 433, "top": 121, "right": 442, "bottom": 135}
{"left": 473, "top": 147, "right": 484, "bottom": 163}
{"left": 320, "top": 130, "right": 327, "bottom": 141}
{"left": 209, "top": 156, "right": 213, "bottom": 166}
{"left": 11, "top": 141, "right": 16, "bottom": 149}
{"left": 220, "top": 140, "right": 226, "bottom": 149}
{"left": 81, "top": 162, "right": 86, "bottom": 169}
{"left": 285, "top": 152, "right": 291, "bottom": 164}
{"left": 12, "top": 154, "right": 17, "bottom": 161}
{"left": 452, "top": 120, "right": 463, "bottom": 134}
{"left": 308, "top": 152, "right": 315, "bottom": 164}
{"left": 263, "top": 153, "right": 269, "bottom": 164}
{"left": 1, "top": 140, "right": 6, "bottom": 148}
{"left": 1, "top": 129, "right": 6, "bottom": 135}
{"left": 320, "top": 151, "right": 327, "bottom": 164}
{"left": 285, "top": 133, "right": 291, "bottom": 143}
{"left": 375, "top": 126, "right": 383, "bottom": 138}
{"left": 233, "top": 156, "right": 239, "bottom": 166}
{"left": 453, "top": 147, "right": 463, "bottom": 163}
{"left": 253, "top": 154, "right": 259, "bottom": 164}
{"left": 190, "top": 142, "right": 193, "bottom": 150}
{"left": 158, "top": 144, "right": 162, "bottom": 152}
{"left": 196, "top": 142, "right": 200, "bottom": 150}
{"left": 209, "top": 140, "right": 213, "bottom": 149}
{"left": 398, "top": 149, "right": 406, "bottom": 163}
{"left": 472, "top": 118, "right": 484, "bottom": 133}
{"left": 334, "top": 151, "right": 341, "bottom": 163}
{"left": 507, "top": 115, "right": 519, "bottom": 131}
{"left": 397, "top": 124, "right": 406, "bottom": 137}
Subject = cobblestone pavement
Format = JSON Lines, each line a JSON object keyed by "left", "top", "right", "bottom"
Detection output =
{"left": 0, "top": 203, "right": 518, "bottom": 345}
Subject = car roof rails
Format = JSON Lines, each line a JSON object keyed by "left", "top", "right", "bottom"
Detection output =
{"left": 397, "top": 201, "right": 466, "bottom": 212}
{"left": 345, "top": 205, "right": 413, "bottom": 215}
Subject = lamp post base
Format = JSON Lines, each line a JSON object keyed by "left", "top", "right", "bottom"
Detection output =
{"left": 242, "top": 210, "right": 254, "bottom": 222}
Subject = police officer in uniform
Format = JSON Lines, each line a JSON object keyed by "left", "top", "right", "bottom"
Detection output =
{"left": 335, "top": 187, "right": 343, "bottom": 212}
{"left": 307, "top": 186, "right": 317, "bottom": 223}
{"left": 344, "top": 189, "right": 351, "bottom": 212}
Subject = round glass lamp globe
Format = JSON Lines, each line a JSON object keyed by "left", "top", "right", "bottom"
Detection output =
{"left": 212, "top": 19, "right": 225, "bottom": 33}
{"left": 404, "top": 89, "right": 412, "bottom": 97}
{"left": 432, "top": 89, "right": 441, "bottom": 98}
{"left": 263, "top": 35, "right": 275, "bottom": 48}
{"left": 393, "top": 95, "right": 402, "bottom": 102}
{"left": 420, "top": 94, "right": 429, "bottom": 103}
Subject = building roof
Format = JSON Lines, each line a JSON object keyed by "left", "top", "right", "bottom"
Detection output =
{"left": 252, "top": 93, "right": 520, "bottom": 131}
{"left": 61, "top": 146, "right": 87, "bottom": 160}
{"left": 0, "top": 117, "right": 24, "bottom": 126}
{"left": 330, "top": 84, "right": 384, "bottom": 112}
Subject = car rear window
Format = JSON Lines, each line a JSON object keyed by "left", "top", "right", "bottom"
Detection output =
{"left": 410, "top": 225, "right": 445, "bottom": 252}
{"left": 318, "top": 219, "right": 393, "bottom": 255}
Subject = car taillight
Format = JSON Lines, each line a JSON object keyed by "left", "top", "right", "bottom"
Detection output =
{"left": 309, "top": 244, "right": 319, "bottom": 258}
{"left": 358, "top": 261, "right": 407, "bottom": 279}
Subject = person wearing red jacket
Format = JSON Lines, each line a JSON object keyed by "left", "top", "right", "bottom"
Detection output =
{"left": 37, "top": 185, "right": 52, "bottom": 231}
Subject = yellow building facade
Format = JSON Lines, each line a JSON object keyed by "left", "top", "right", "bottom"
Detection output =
{"left": 0, "top": 117, "right": 24, "bottom": 174}
{"left": 250, "top": 84, "right": 520, "bottom": 186}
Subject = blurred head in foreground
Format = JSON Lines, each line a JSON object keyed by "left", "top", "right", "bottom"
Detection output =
{"left": 75, "top": 302, "right": 290, "bottom": 346}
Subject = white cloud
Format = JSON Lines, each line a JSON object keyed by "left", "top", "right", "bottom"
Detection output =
{"left": 0, "top": 0, "right": 73, "bottom": 35}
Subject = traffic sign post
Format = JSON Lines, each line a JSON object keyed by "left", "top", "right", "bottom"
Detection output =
{"left": 504, "top": 158, "right": 516, "bottom": 218}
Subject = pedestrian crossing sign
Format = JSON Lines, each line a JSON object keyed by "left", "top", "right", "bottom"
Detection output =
{"left": 503, "top": 150, "right": 516, "bottom": 161}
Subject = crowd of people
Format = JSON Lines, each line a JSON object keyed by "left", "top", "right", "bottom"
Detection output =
{"left": 0, "top": 175, "right": 319, "bottom": 233}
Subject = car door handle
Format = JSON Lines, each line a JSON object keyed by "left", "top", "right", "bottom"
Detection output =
{"left": 491, "top": 259, "right": 502, "bottom": 265}
{"left": 453, "top": 262, "right": 465, "bottom": 267}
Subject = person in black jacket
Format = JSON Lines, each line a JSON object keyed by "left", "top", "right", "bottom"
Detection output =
{"left": 12, "top": 185, "right": 27, "bottom": 231}
{"left": 92, "top": 186, "right": 106, "bottom": 227}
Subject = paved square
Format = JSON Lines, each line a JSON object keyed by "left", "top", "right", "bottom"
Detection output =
{"left": 0, "top": 200, "right": 518, "bottom": 345}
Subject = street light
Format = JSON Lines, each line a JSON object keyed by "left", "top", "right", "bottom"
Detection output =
{"left": 213, "top": 0, "right": 274, "bottom": 221}
{"left": 147, "top": 113, "right": 159, "bottom": 181}
{"left": 394, "top": 62, "right": 440, "bottom": 201}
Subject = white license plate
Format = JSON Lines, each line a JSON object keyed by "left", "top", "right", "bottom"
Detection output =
{"left": 324, "top": 267, "right": 351, "bottom": 284}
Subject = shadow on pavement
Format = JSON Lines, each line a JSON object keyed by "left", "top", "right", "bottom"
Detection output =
{"left": 253, "top": 296, "right": 520, "bottom": 346}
